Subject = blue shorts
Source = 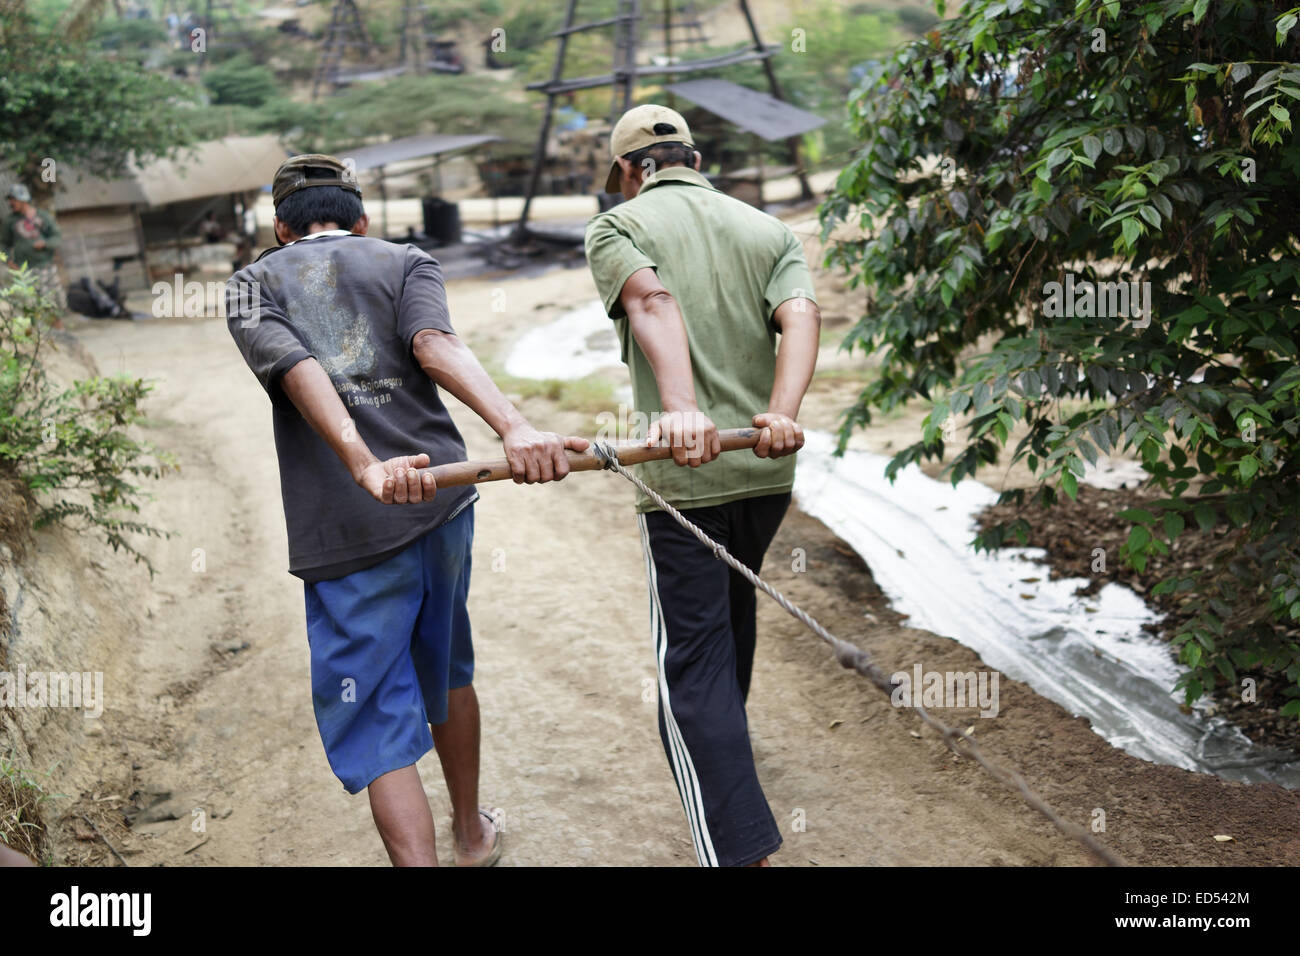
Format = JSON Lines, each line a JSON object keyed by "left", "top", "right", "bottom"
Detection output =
{"left": 303, "top": 506, "right": 475, "bottom": 794}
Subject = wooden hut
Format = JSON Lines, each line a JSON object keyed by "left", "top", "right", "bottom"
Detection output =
{"left": 52, "top": 135, "right": 287, "bottom": 290}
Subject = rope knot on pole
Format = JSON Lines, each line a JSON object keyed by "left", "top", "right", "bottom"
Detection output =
{"left": 592, "top": 440, "right": 621, "bottom": 471}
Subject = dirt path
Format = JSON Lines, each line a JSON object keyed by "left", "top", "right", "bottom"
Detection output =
{"left": 57, "top": 261, "right": 1299, "bottom": 867}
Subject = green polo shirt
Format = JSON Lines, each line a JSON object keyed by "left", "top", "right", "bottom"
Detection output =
{"left": 584, "top": 166, "right": 816, "bottom": 514}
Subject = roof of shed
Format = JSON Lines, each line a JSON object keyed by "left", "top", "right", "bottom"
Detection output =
{"left": 662, "top": 79, "right": 827, "bottom": 141}
{"left": 52, "top": 135, "right": 289, "bottom": 212}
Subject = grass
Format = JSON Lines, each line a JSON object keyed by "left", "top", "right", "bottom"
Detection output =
{"left": 0, "top": 750, "right": 60, "bottom": 865}
{"left": 484, "top": 365, "right": 622, "bottom": 430}
{"left": 476, "top": 363, "right": 624, "bottom": 436}
{"left": 813, "top": 365, "right": 881, "bottom": 386}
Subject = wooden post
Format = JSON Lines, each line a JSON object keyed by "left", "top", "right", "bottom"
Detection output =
{"left": 132, "top": 205, "right": 150, "bottom": 288}
{"left": 737, "top": 0, "right": 812, "bottom": 201}
{"left": 663, "top": 0, "right": 675, "bottom": 111}
{"left": 513, "top": 0, "right": 580, "bottom": 240}
{"left": 623, "top": 0, "right": 639, "bottom": 112}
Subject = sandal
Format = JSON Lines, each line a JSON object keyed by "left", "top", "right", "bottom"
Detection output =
{"left": 452, "top": 808, "right": 502, "bottom": 867}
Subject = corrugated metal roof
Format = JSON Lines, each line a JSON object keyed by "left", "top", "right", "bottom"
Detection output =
{"left": 52, "top": 135, "right": 289, "bottom": 212}
{"left": 341, "top": 133, "right": 501, "bottom": 171}
{"left": 662, "top": 79, "right": 827, "bottom": 141}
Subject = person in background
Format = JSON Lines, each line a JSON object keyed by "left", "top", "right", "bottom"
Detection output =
{"left": 2, "top": 183, "right": 65, "bottom": 327}
{"left": 200, "top": 210, "right": 226, "bottom": 243}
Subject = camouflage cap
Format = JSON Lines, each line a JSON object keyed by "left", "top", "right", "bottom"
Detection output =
{"left": 271, "top": 154, "right": 361, "bottom": 208}
{"left": 6, "top": 183, "right": 32, "bottom": 203}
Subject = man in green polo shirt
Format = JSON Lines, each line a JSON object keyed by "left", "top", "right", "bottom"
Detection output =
{"left": 584, "top": 104, "right": 820, "bottom": 867}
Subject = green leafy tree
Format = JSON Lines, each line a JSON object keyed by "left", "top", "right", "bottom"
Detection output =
{"left": 821, "top": 0, "right": 1300, "bottom": 712}
{"left": 203, "top": 54, "right": 280, "bottom": 108}
{"left": 0, "top": 7, "right": 195, "bottom": 203}
{"left": 93, "top": 16, "right": 169, "bottom": 52}
{"left": 284, "top": 73, "right": 538, "bottom": 155}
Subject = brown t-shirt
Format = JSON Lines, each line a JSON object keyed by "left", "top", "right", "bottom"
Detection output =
{"left": 226, "top": 232, "right": 475, "bottom": 581}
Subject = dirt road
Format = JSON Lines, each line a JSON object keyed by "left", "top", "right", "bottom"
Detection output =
{"left": 54, "top": 261, "right": 1298, "bottom": 867}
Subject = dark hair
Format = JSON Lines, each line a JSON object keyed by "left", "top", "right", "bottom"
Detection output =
{"left": 622, "top": 141, "right": 696, "bottom": 174}
{"left": 275, "top": 168, "right": 364, "bottom": 236}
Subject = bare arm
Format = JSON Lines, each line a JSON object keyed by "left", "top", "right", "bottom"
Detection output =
{"left": 753, "top": 297, "right": 820, "bottom": 458}
{"left": 619, "top": 266, "right": 720, "bottom": 466}
{"left": 280, "top": 357, "right": 433, "bottom": 503}
{"left": 412, "top": 329, "right": 588, "bottom": 483}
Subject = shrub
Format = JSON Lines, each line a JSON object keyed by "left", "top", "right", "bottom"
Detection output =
{"left": 0, "top": 262, "right": 173, "bottom": 572}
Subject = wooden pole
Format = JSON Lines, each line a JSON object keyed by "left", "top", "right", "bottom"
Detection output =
{"left": 737, "top": 0, "right": 812, "bottom": 200}
{"left": 514, "top": 0, "right": 579, "bottom": 240}
{"left": 663, "top": 0, "right": 675, "bottom": 111}
{"left": 424, "top": 427, "right": 762, "bottom": 488}
{"left": 623, "top": 0, "right": 640, "bottom": 112}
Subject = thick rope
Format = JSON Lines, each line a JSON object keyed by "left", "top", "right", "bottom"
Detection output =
{"left": 593, "top": 441, "right": 1126, "bottom": 867}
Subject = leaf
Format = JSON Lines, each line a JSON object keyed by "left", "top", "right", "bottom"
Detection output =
{"left": 1146, "top": 128, "right": 1167, "bottom": 159}
{"left": 1278, "top": 12, "right": 1298, "bottom": 43}
{"left": 1047, "top": 146, "right": 1072, "bottom": 169}
{"left": 1062, "top": 470, "right": 1078, "bottom": 500}
{"left": 1082, "top": 134, "right": 1102, "bottom": 163}
{"left": 1121, "top": 217, "right": 1141, "bottom": 247}
{"left": 1102, "top": 129, "right": 1123, "bottom": 155}
{"left": 1212, "top": 834, "right": 1234, "bottom": 843}
{"left": 949, "top": 189, "right": 969, "bottom": 220}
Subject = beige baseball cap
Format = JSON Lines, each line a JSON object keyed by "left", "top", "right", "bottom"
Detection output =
{"left": 604, "top": 104, "right": 695, "bottom": 194}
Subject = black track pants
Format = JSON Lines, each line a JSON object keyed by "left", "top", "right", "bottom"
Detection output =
{"left": 637, "top": 492, "right": 790, "bottom": 867}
